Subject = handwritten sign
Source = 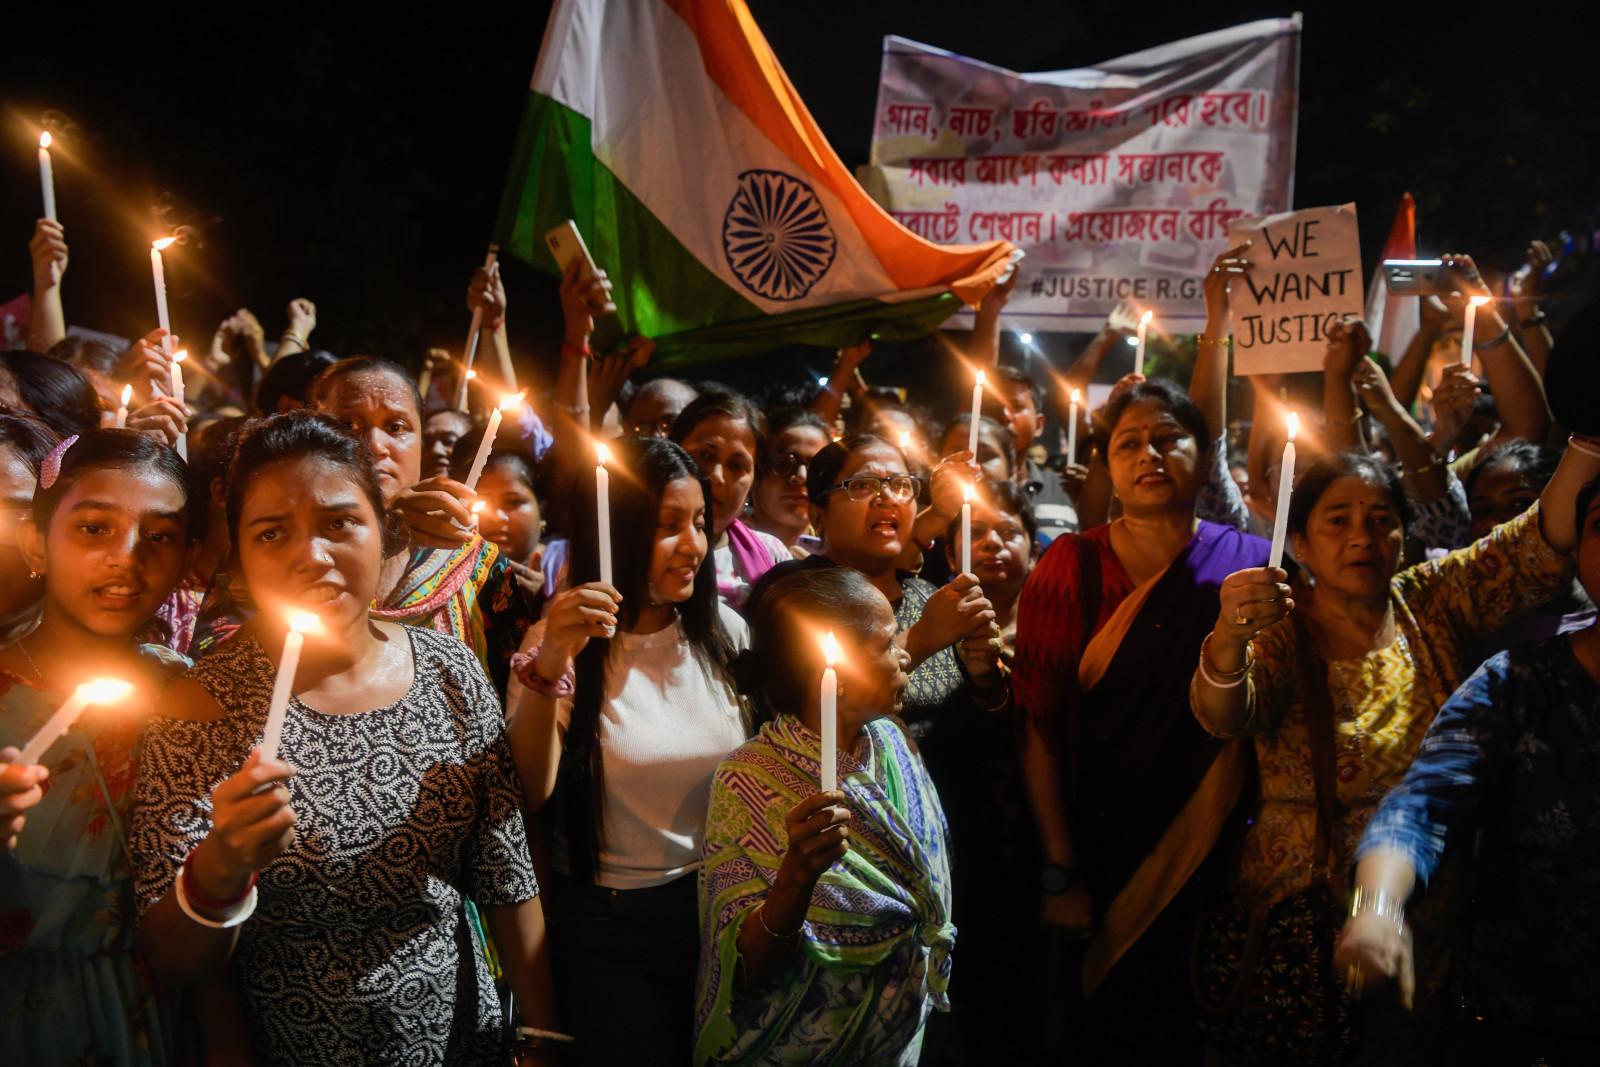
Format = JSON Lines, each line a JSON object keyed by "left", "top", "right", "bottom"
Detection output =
{"left": 1227, "top": 204, "right": 1362, "bottom": 375}
{"left": 863, "top": 19, "right": 1301, "bottom": 333}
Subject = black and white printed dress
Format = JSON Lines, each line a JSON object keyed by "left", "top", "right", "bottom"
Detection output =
{"left": 132, "top": 626, "right": 537, "bottom": 1066}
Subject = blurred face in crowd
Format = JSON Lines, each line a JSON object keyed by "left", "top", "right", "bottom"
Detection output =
{"left": 947, "top": 497, "right": 1031, "bottom": 602}
{"left": 1290, "top": 474, "right": 1405, "bottom": 603}
{"left": 0, "top": 445, "right": 43, "bottom": 617}
{"left": 475, "top": 459, "right": 542, "bottom": 565}
{"left": 19, "top": 467, "right": 187, "bottom": 640}
{"left": 750, "top": 423, "right": 831, "bottom": 542}
{"left": 680, "top": 415, "right": 757, "bottom": 540}
{"left": 1027, "top": 443, "right": 1048, "bottom": 469}
{"left": 1467, "top": 461, "right": 1541, "bottom": 542}
{"left": 812, "top": 440, "right": 915, "bottom": 574}
{"left": 939, "top": 421, "right": 1011, "bottom": 484}
{"left": 627, "top": 379, "right": 697, "bottom": 439}
{"left": 422, "top": 410, "right": 473, "bottom": 481}
{"left": 1000, "top": 379, "right": 1043, "bottom": 454}
{"left": 649, "top": 476, "right": 709, "bottom": 605}
{"left": 319, "top": 369, "right": 422, "bottom": 504}
{"left": 835, "top": 593, "right": 911, "bottom": 724}
{"left": 1105, "top": 400, "right": 1200, "bottom": 517}
{"left": 236, "top": 455, "right": 386, "bottom": 636}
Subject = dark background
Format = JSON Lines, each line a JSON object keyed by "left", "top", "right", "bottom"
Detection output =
{"left": 3, "top": 1, "right": 1595, "bottom": 401}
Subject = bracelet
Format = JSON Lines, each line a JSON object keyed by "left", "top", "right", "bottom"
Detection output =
{"left": 510, "top": 648, "right": 576, "bottom": 698}
{"left": 971, "top": 676, "right": 1012, "bottom": 714}
{"left": 1473, "top": 325, "right": 1512, "bottom": 351}
{"left": 1567, "top": 435, "right": 1600, "bottom": 461}
{"left": 514, "top": 1027, "right": 577, "bottom": 1048}
{"left": 1349, "top": 885, "right": 1405, "bottom": 929}
{"left": 280, "top": 330, "right": 307, "bottom": 350}
{"left": 1520, "top": 310, "right": 1547, "bottom": 328}
{"left": 1195, "top": 333, "right": 1229, "bottom": 346}
{"left": 176, "top": 865, "right": 259, "bottom": 929}
{"left": 756, "top": 902, "right": 801, "bottom": 940}
{"left": 1197, "top": 633, "right": 1252, "bottom": 689}
{"left": 1400, "top": 455, "right": 1445, "bottom": 478}
{"left": 180, "top": 849, "right": 257, "bottom": 912}
{"left": 560, "top": 341, "right": 592, "bottom": 359}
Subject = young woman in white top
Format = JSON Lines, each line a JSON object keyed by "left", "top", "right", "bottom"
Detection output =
{"left": 505, "top": 436, "right": 746, "bottom": 1066}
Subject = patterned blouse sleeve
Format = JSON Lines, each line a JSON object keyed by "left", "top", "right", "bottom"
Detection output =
{"left": 1407, "top": 470, "right": 1472, "bottom": 551}
{"left": 1194, "top": 434, "right": 1250, "bottom": 532}
{"left": 1394, "top": 503, "right": 1573, "bottom": 640}
{"left": 455, "top": 644, "right": 539, "bottom": 906}
{"left": 130, "top": 715, "right": 244, "bottom": 915}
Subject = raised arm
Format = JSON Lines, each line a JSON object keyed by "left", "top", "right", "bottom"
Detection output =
{"left": 1353, "top": 358, "right": 1449, "bottom": 504}
{"left": 810, "top": 340, "right": 871, "bottom": 427}
{"left": 967, "top": 269, "right": 1017, "bottom": 369}
{"left": 27, "top": 219, "right": 68, "bottom": 352}
{"left": 1507, "top": 240, "right": 1555, "bottom": 377}
{"left": 1191, "top": 243, "right": 1252, "bottom": 441}
{"left": 1322, "top": 318, "right": 1371, "bottom": 455}
{"left": 1444, "top": 254, "right": 1549, "bottom": 445}
{"left": 1389, "top": 295, "right": 1450, "bottom": 410}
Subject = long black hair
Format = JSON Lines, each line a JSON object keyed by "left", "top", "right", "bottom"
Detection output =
{"left": 1, "top": 350, "right": 103, "bottom": 436}
{"left": 562, "top": 435, "right": 738, "bottom": 884}
{"left": 0, "top": 412, "right": 61, "bottom": 478}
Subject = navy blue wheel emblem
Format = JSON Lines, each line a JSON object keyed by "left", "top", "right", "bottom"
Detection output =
{"left": 721, "top": 169, "right": 837, "bottom": 301}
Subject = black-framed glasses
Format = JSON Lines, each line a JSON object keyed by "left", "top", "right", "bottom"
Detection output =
{"left": 764, "top": 451, "right": 809, "bottom": 480}
{"left": 817, "top": 474, "right": 922, "bottom": 504}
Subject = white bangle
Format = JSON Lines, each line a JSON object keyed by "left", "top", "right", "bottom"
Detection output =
{"left": 1567, "top": 435, "right": 1600, "bottom": 461}
{"left": 175, "top": 872, "right": 259, "bottom": 929}
{"left": 1197, "top": 647, "right": 1250, "bottom": 689}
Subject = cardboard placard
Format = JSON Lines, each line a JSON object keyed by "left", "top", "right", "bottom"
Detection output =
{"left": 1227, "top": 203, "right": 1362, "bottom": 374}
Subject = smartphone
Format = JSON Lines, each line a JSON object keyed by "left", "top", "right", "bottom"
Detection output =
{"left": 1381, "top": 259, "right": 1451, "bottom": 296}
{"left": 544, "top": 220, "right": 601, "bottom": 281}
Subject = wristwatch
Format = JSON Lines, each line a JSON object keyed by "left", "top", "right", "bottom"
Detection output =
{"left": 1041, "top": 863, "right": 1083, "bottom": 896}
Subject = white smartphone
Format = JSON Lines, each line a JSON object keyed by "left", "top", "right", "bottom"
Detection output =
{"left": 1381, "top": 259, "right": 1451, "bottom": 296}
{"left": 545, "top": 220, "right": 601, "bottom": 281}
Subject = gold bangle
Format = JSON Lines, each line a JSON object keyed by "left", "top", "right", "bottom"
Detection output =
{"left": 756, "top": 902, "right": 800, "bottom": 940}
{"left": 1195, "top": 333, "right": 1229, "bottom": 346}
{"left": 1400, "top": 456, "right": 1444, "bottom": 478}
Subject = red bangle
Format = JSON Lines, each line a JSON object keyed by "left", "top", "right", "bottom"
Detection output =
{"left": 561, "top": 341, "right": 592, "bottom": 359}
{"left": 181, "top": 849, "right": 258, "bottom": 912}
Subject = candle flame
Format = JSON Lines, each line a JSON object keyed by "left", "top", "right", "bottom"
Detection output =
{"left": 596, "top": 441, "right": 613, "bottom": 467}
{"left": 152, "top": 237, "right": 176, "bottom": 251}
{"left": 1071, "top": 387, "right": 1082, "bottom": 405}
{"left": 820, "top": 631, "right": 842, "bottom": 668}
{"left": 39, "top": 131, "right": 53, "bottom": 149}
{"left": 1139, "top": 309, "right": 1154, "bottom": 325}
{"left": 975, "top": 369, "right": 986, "bottom": 387}
{"left": 898, "top": 430, "right": 912, "bottom": 451}
{"left": 962, "top": 481, "right": 977, "bottom": 503}
{"left": 284, "top": 608, "right": 323, "bottom": 635}
{"left": 1468, "top": 295, "right": 1490, "bottom": 307}
{"left": 470, "top": 500, "right": 486, "bottom": 515}
{"left": 464, "top": 369, "right": 477, "bottom": 381}
{"left": 1286, "top": 411, "right": 1300, "bottom": 441}
{"left": 172, "top": 348, "right": 188, "bottom": 364}
{"left": 498, "top": 390, "right": 526, "bottom": 412}
{"left": 119, "top": 383, "right": 133, "bottom": 405}
{"left": 77, "top": 677, "right": 135, "bottom": 705}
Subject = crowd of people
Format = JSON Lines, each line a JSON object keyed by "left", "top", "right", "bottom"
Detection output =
{"left": 2, "top": 205, "right": 1598, "bottom": 1067}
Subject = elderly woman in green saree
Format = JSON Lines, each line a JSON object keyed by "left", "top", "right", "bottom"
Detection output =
{"left": 695, "top": 566, "right": 960, "bottom": 1066}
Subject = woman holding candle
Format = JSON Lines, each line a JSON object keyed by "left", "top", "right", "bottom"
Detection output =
{"left": 747, "top": 408, "right": 831, "bottom": 552}
{"left": 1189, "top": 438, "right": 1600, "bottom": 1064}
{"left": 132, "top": 412, "right": 557, "bottom": 1065}
{"left": 0, "top": 429, "right": 194, "bottom": 1065}
{"left": 671, "top": 388, "right": 791, "bottom": 613}
{"left": 1013, "top": 375, "right": 1267, "bottom": 1063}
{"left": 696, "top": 564, "right": 950, "bottom": 1066}
{"left": 503, "top": 435, "right": 745, "bottom": 1065}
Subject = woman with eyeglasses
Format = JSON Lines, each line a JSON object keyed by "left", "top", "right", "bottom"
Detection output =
{"left": 755, "top": 435, "right": 1002, "bottom": 728}
{"left": 747, "top": 408, "right": 831, "bottom": 554}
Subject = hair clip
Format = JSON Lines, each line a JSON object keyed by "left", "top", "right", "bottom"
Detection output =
{"left": 38, "top": 434, "right": 80, "bottom": 490}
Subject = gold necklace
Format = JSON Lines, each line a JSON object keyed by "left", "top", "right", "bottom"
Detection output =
{"left": 16, "top": 637, "right": 44, "bottom": 684}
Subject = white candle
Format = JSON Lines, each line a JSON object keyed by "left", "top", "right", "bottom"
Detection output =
{"left": 38, "top": 132, "right": 56, "bottom": 222}
{"left": 967, "top": 370, "right": 986, "bottom": 455}
{"left": 1067, "top": 388, "right": 1081, "bottom": 461}
{"left": 19, "top": 678, "right": 135, "bottom": 764}
{"left": 595, "top": 442, "right": 613, "bottom": 586}
{"left": 169, "top": 350, "right": 188, "bottom": 461}
{"left": 470, "top": 500, "right": 485, "bottom": 530}
{"left": 114, "top": 384, "right": 132, "bottom": 428}
{"left": 457, "top": 248, "right": 501, "bottom": 410}
{"left": 960, "top": 482, "right": 975, "bottom": 576}
{"left": 151, "top": 238, "right": 176, "bottom": 356}
{"left": 260, "top": 609, "right": 322, "bottom": 763}
{"left": 463, "top": 391, "right": 524, "bottom": 489}
{"left": 1460, "top": 295, "right": 1489, "bottom": 367}
{"left": 1267, "top": 411, "right": 1299, "bottom": 570}
{"left": 1134, "top": 309, "right": 1153, "bottom": 377}
{"left": 457, "top": 369, "right": 478, "bottom": 413}
{"left": 819, "top": 631, "right": 841, "bottom": 793}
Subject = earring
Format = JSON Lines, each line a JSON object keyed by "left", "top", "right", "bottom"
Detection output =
{"left": 28, "top": 570, "right": 39, "bottom": 579}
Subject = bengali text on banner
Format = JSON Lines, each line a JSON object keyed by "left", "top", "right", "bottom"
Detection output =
{"left": 860, "top": 18, "right": 1301, "bottom": 333}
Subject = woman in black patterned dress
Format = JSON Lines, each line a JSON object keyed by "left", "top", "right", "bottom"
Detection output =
{"left": 131, "top": 412, "right": 560, "bottom": 1066}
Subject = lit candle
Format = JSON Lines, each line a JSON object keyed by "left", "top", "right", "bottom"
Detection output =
{"left": 470, "top": 499, "right": 485, "bottom": 530}
{"left": 960, "top": 482, "right": 975, "bottom": 576}
{"left": 114, "top": 384, "right": 132, "bottom": 429}
{"left": 1267, "top": 411, "right": 1299, "bottom": 570}
{"left": 967, "top": 370, "right": 986, "bottom": 455}
{"left": 1134, "top": 309, "right": 1153, "bottom": 377}
{"left": 38, "top": 132, "right": 56, "bottom": 222}
{"left": 819, "top": 631, "right": 841, "bottom": 793}
{"left": 1067, "top": 388, "right": 1081, "bottom": 461}
{"left": 19, "top": 678, "right": 135, "bottom": 764}
{"left": 595, "top": 441, "right": 613, "bottom": 586}
{"left": 456, "top": 369, "right": 478, "bottom": 412}
{"left": 463, "top": 391, "right": 524, "bottom": 489}
{"left": 260, "top": 609, "right": 323, "bottom": 763}
{"left": 456, "top": 247, "right": 501, "bottom": 410}
{"left": 150, "top": 238, "right": 176, "bottom": 356}
{"left": 1460, "top": 295, "right": 1490, "bottom": 366}
{"left": 898, "top": 430, "right": 911, "bottom": 454}
{"left": 169, "top": 350, "right": 188, "bottom": 461}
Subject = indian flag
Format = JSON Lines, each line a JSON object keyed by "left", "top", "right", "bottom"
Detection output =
{"left": 493, "top": 0, "right": 1017, "bottom": 367}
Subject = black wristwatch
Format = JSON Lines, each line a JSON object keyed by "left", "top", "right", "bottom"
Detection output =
{"left": 1041, "top": 863, "right": 1083, "bottom": 896}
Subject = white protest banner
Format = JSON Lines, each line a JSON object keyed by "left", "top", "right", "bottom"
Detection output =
{"left": 1226, "top": 203, "right": 1361, "bottom": 374}
{"left": 862, "top": 19, "right": 1300, "bottom": 334}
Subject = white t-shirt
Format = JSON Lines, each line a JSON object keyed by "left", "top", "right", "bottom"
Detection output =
{"left": 555, "top": 602, "right": 750, "bottom": 889}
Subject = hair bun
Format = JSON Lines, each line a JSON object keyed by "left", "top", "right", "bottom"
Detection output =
{"left": 728, "top": 648, "right": 765, "bottom": 697}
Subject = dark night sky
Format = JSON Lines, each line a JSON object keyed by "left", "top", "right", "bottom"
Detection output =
{"left": 3, "top": 1, "right": 1595, "bottom": 392}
